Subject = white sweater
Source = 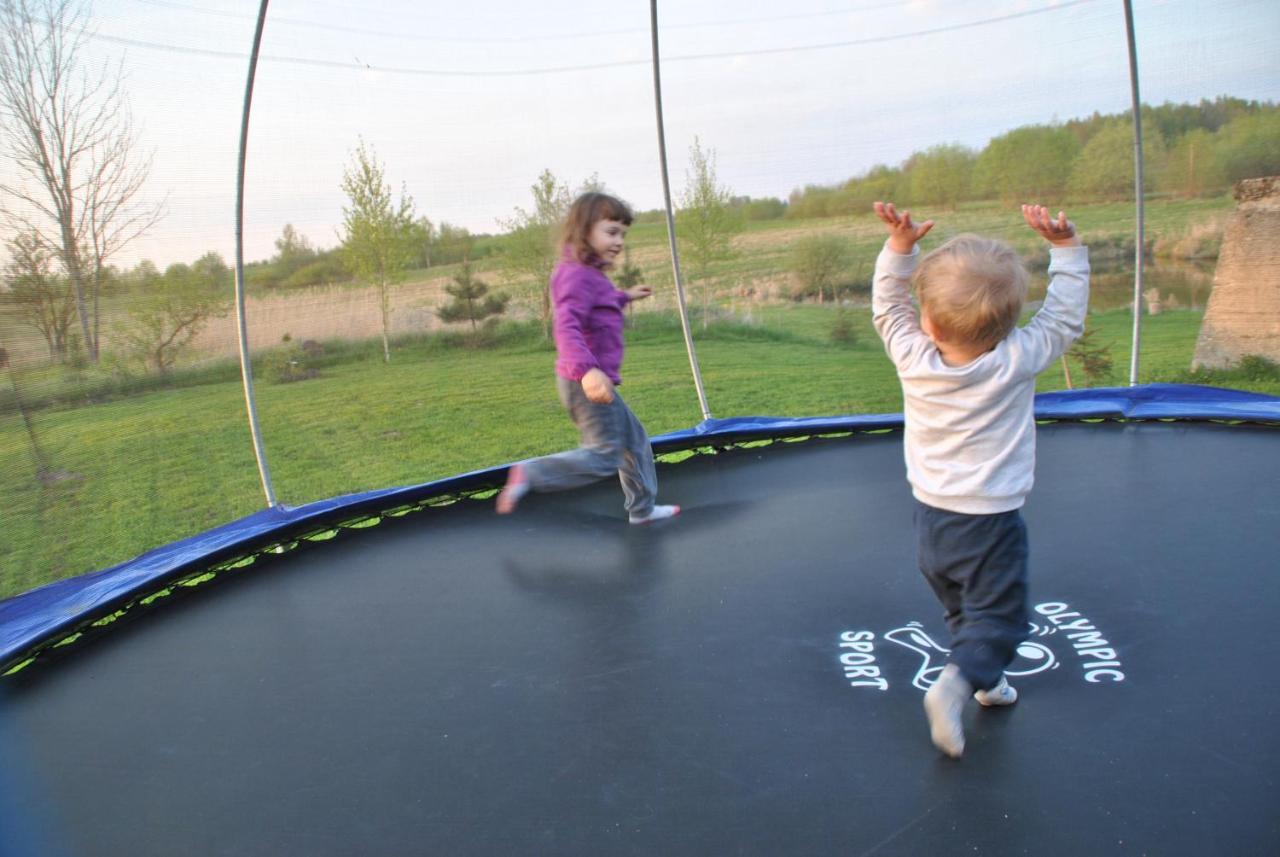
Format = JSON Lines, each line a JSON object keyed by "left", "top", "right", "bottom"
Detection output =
{"left": 872, "top": 242, "right": 1091, "bottom": 514}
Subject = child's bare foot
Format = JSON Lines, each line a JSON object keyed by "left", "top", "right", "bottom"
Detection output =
{"left": 629, "top": 504, "right": 680, "bottom": 525}
{"left": 924, "top": 663, "right": 971, "bottom": 758}
{"left": 496, "top": 464, "right": 529, "bottom": 514}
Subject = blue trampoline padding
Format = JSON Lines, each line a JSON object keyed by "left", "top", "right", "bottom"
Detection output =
{"left": 2, "top": 383, "right": 1278, "bottom": 670}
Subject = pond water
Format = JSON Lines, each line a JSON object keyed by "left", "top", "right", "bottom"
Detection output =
{"left": 1027, "top": 257, "right": 1216, "bottom": 313}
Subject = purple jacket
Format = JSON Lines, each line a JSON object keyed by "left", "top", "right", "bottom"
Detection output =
{"left": 551, "top": 253, "right": 631, "bottom": 384}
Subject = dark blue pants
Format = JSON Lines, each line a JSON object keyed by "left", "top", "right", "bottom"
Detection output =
{"left": 914, "top": 501, "right": 1030, "bottom": 691}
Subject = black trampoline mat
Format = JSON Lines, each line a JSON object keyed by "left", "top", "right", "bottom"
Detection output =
{"left": 2, "top": 422, "right": 1278, "bottom": 856}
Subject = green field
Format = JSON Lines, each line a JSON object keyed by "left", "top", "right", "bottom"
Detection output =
{"left": 618, "top": 196, "right": 1232, "bottom": 284}
{"left": 2, "top": 198, "right": 1277, "bottom": 601}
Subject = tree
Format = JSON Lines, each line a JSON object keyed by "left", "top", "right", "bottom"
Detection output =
{"left": 1215, "top": 111, "right": 1280, "bottom": 184}
{"left": 274, "top": 224, "right": 316, "bottom": 269}
{"left": 251, "top": 223, "right": 322, "bottom": 288}
{"left": 339, "top": 139, "right": 417, "bottom": 363}
{"left": 838, "top": 164, "right": 905, "bottom": 214}
{"left": 1066, "top": 119, "right": 1164, "bottom": 202}
{"left": 125, "top": 259, "right": 161, "bottom": 289}
{"left": 120, "top": 253, "right": 230, "bottom": 374}
{"left": 409, "top": 216, "right": 436, "bottom": 268}
{"left": 677, "top": 137, "right": 742, "bottom": 328}
{"left": 790, "top": 234, "right": 852, "bottom": 303}
{"left": 500, "top": 169, "right": 573, "bottom": 337}
{"left": 0, "top": 0, "right": 163, "bottom": 363}
{"left": 437, "top": 261, "right": 508, "bottom": 335}
{"left": 1160, "top": 128, "right": 1227, "bottom": 198}
{"left": 612, "top": 247, "right": 644, "bottom": 291}
{"left": 736, "top": 196, "right": 787, "bottom": 221}
{"left": 973, "top": 126, "right": 1081, "bottom": 202}
{"left": 906, "top": 144, "right": 976, "bottom": 210}
{"left": 2, "top": 231, "right": 76, "bottom": 360}
{"left": 786, "top": 184, "right": 835, "bottom": 219}
{"left": 1063, "top": 324, "right": 1114, "bottom": 388}
{"left": 434, "top": 222, "right": 475, "bottom": 267}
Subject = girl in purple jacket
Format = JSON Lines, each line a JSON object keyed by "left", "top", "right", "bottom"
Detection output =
{"left": 496, "top": 192, "right": 680, "bottom": 524}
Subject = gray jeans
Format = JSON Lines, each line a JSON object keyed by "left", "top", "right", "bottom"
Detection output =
{"left": 522, "top": 376, "right": 658, "bottom": 516}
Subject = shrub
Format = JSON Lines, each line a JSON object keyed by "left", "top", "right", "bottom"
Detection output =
{"left": 1236, "top": 354, "right": 1280, "bottom": 381}
{"left": 272, "top": 335, "right": 323, "bottom": 383}
{"left": 790, "top": 234, "right": 853, "bottom": 302}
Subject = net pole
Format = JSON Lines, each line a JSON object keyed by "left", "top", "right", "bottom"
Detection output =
{"left": 233, "top": 0, "right": 277, "bottom": 506}
{"left": 649, "top": 0, "right": 712, "bottom": 421}
{"left": 1123, "top": 0, "right": 1146, "bottom": 386}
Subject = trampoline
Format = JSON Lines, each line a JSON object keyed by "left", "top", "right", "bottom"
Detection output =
{"left": 2, "top": 384, "right": 1278, "bottom": 856}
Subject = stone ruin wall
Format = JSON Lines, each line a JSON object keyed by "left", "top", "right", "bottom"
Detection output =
{"left": 1192, "top": 176, "right": 1280, "bottom": 369}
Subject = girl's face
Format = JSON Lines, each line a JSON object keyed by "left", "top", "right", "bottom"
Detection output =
{"left": 587, "top": 218, "right": 627, "bottom": 265}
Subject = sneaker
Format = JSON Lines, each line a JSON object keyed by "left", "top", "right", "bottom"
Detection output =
{"left": 629, "top": 504, "right": 680, "bottom": 525}
{"left": 495, "top": 464, "right": 529, "bottom": 514}
{"left": 923, "top": 663, "right": 971, "bottom": 758}
{"left": 974, "top": 675, "right": 1018, "bottom": 707}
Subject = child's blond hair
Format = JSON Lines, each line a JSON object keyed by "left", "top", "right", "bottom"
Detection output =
{"left": 914, "top": 234, "right": 1029, "bottom": 351}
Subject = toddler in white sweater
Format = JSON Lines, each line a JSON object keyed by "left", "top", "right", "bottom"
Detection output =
{"left": 871, "top": 201, "right": 1090, "bottom": 758}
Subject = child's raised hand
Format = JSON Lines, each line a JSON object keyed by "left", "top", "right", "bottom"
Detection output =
{"left": 625, "top": 285, "right": 653, "bottom": 301}
{"left": 874, "top": 201, "right": 934, "bottom": 254}
{"left": 1022, "top": 205, "right": 1080, "bottom": 247}
{"left": 581, "top": 368, "right": 615, "bottom": 404}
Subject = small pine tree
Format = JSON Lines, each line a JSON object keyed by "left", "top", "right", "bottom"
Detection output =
{"left": 613, "top": 247, "right": 645, "bottom": 318}
{"left": 1066, "top": 325, "right": 1114, "bottom": 387}
{"left": 437, "top": 262, "right": 509, "bottom": 333}
{"left": 829, "top": 305, "right": 859, "bottom": 347}
{"left": 613, "top": 258, "right": 644, "bottom": 291}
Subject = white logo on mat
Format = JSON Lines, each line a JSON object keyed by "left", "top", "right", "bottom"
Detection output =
{"left": 838, "top": 601, "right": 1124, "bottom": 692}
{"left": 883, "top": 622, "right": 1058, "bottom": 691}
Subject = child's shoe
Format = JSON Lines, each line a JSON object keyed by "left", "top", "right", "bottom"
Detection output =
{"left": 974, "top": 675, "right": 1018, "bottom": 707}
{"left": 495, "top": 464, "right": 529, "bottom": 514}
{"left": 629, "top": 505, "right": 680, "bottom": 525}
{"left": 924, "top": 663, "right": 971, "bottom": 758}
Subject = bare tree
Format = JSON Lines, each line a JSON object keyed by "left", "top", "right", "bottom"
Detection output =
{"left": 0, "top": 0, "right": 163, "bottom": 363}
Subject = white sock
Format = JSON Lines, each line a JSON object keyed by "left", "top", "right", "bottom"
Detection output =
{"left": 630, "top": 504, "right": 680, "bottom": 524}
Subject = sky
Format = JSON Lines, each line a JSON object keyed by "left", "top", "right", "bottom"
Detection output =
{"left": 4, "top": 0, "right": 1279, "bottom": 269}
